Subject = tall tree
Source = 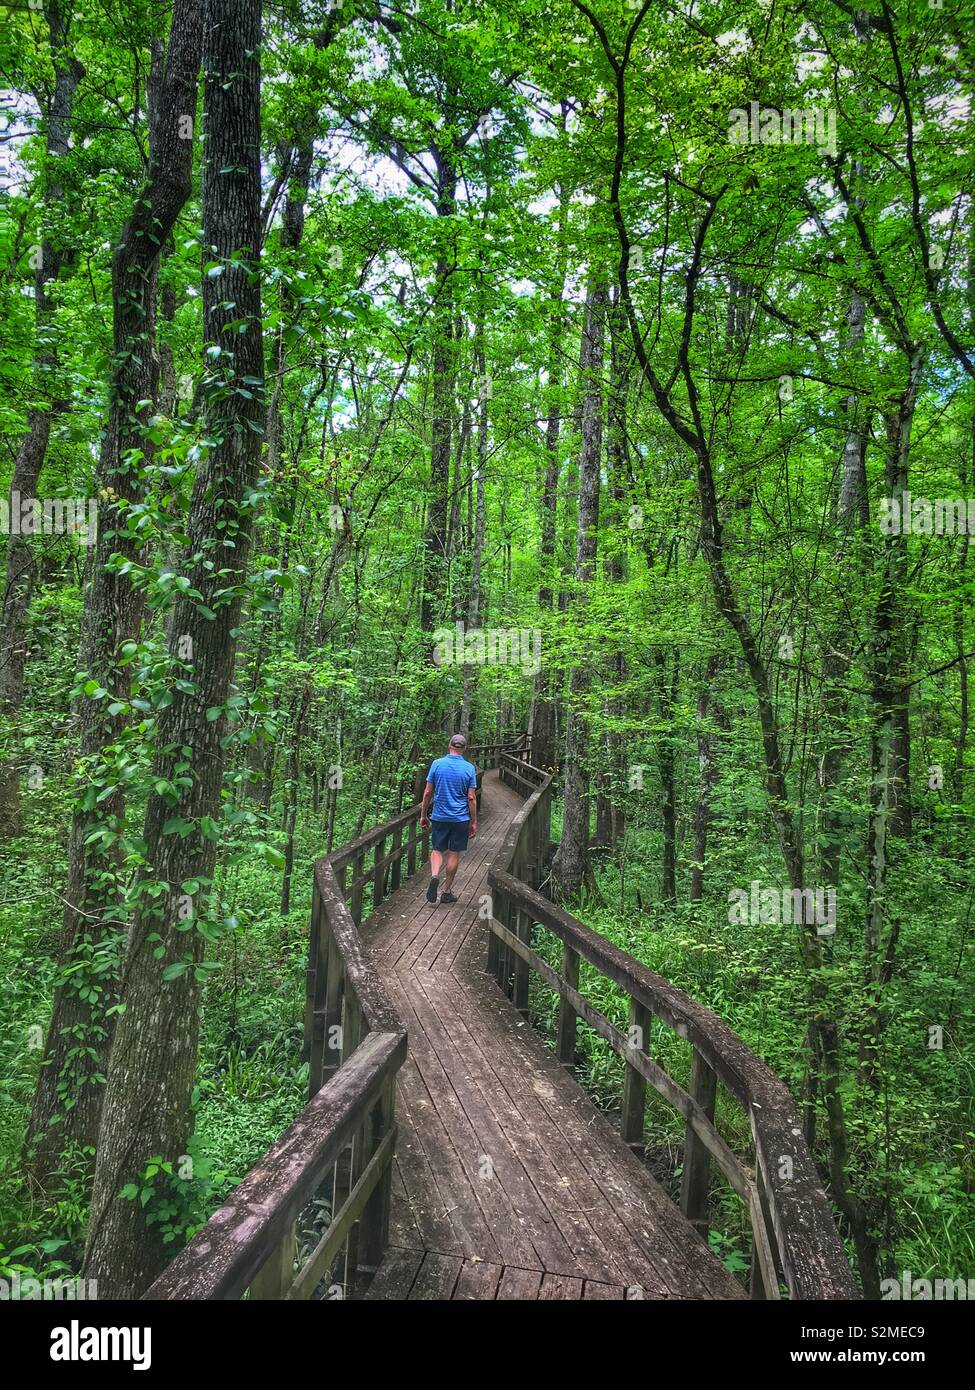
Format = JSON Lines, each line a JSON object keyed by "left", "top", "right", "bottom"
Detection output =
{"left": 0, "top": 0, "right": 82, "bottom": 838}
{"left": 553, "top": 279, "right": 607, "bottom": 899}
{"left": 83, "top": 0, "right": 264, "bottom": 1295}
{"left": 26, "top": 0, "right": 203, "bottom": 1185}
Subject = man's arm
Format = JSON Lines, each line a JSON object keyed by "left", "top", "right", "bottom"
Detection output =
{"left": 467, "top": 786, "right": 477, "bottom": 838}
{"left": 420, "top": 780, "right": 434, "bottom": 828}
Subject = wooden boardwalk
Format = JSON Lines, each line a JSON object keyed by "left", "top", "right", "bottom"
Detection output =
{"left": 361, "top": 770, "right": 745, "bottom": 1301}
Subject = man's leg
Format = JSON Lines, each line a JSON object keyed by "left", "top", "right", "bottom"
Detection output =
{"left": 441, "top": 850, "right": 460, "bottom": 893}
{"left": 426, "top": 845, "right": 444, "bottom": 902}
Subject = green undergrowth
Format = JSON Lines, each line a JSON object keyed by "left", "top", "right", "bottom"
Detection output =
{"left": 527, "top": 809, "right": 975, "bottom": 1289}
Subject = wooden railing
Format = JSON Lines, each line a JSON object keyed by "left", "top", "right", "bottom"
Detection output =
{"left": 145, "top": 734, "right": 529, "bottom": 1301}
{"left": 485, "top": 752, "right": 856, "bottom": 1301}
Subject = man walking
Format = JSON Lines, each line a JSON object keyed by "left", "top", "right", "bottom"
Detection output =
{"left": 420, "top": 733, "right": 478, "bottom": 904}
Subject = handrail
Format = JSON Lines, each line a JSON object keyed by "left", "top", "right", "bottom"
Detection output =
{"left": 145, "top": 733, "right": 529, "bottom": 1301}
{"left": 144, "top": 1032, "right": 405, "bottom": 1300}
{"left": 485, "top": 752, "right": 856, "bottom": 1302}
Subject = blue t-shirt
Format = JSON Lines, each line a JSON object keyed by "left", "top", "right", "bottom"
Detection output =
{"left": 426, "top": 755, "right": 477, "bottom": 822}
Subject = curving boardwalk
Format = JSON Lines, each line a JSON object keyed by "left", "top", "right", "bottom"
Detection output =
{"left": 361, "top": 771, "right": 745, "bottom": 1301}
{"left": 146, "top": 746, "right": 853, "bottom": 1303}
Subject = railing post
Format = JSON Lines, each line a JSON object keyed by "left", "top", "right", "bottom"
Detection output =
{"left": 541, "top": 785, "right": 552, "bottom": 891}
{"left": 496, "top": 888, "right": 511, "bottom": 993}
{"left": 308, "top": 903, "right": 331, "bottom": 1097}
{"left": 350, "top": 850, "right": 364, "bottom": 925}
{"left": 373, "top": 832, "right": 385, "bottom": 910}
{"left": 357, "top": 1076, "right": 396, "bottom": 1274}
{"left": 680, "top": 1047, "right": 718, "bottom": 1238}
{"left": 486, "top": 883, "right": 500, "bottom": 977}
{"left": 303, "top": 887, "right": 321, "bottom": 1066}
{"left": 332, "top": 994, "right": 364, "bottom": 1290}
{"left": 248, "top": 1223, "right": 294, "bottom": 1300}
{"left": 390, "top": 822, "right": 402, "bottom": 892}
{"left": 321, "top": 932, "right": 344, "bottom": 1088}
{"left": 512, "top": 905, "right": 530, "bottom": 1015}
{"left": 621, "top": 998, "right": 650, "bottom": 1151}
{"left": 748, "top": 1166, "right": 780, "bottom": 1300}
{"left": 407, "top": 817, "right": 418, "bottom": 878}
{"left": 556, "top": 944, "right": 579, "bottom": 1068}
{"left": 531, "top": 800, "right": 545, "bottom": 889}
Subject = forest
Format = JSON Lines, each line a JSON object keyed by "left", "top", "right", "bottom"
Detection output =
{"left": 1, "top": 0, "right": 973, "bottom": 1314}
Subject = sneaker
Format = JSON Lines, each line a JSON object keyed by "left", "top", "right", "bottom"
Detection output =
{"left": 426, "top": 878, "right": 439, "bottom": 903}
{"left": 440, "top": 891, "right": 458, "bottom": 904}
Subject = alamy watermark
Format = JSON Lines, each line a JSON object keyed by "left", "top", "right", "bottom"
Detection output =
{"left": 49, "top": 1320, "right": 150, "bottom": 1370}
{"left": 729, "top": 102, "right": 837, "bottom": 156}
{"left": 433, "top": 621, "right": 541, "bottom": 676}
{"left": 881, "top": 1269, "right": 974, "bottom": 1300}
{"left": 0, "top": 1272, "right": 97, "bottom": 1300}
{"left": 0, "top": 493, "right": 97, "bottom": 545}
{"left": 728, "top": 881, "right": 836, "bottom": 935}
{"left": 879, "top": 493, "right": 975, "bottom": 535}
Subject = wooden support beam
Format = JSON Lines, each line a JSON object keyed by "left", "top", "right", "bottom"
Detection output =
{"left": 248, "top": 1223, "right": 294, "bottom": 1300}
{"left": 621, "top": 997, "right": 650, "bottom": 1152}
{"left": 680, "top": 1048, "right": 718, "bottom": 1237}
{"left": 357, "top": 1079, "right": 397, "bottom": 1274}
{"left": 556, "top": 944, "right": 579, "bottom": 1068}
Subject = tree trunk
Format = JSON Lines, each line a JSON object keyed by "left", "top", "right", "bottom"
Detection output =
{"left": 83, "top": 0, "right": 263, "bottom": 1296}
{"left": 594, "top": 288, "right": 628, "bottom": 852}
{"left": 25, "top": 1, "right": 203, "bottom": 1186}
{"left": 553, "top": 281, "right": 607, "bottom": 899}
{"left": 531, "top": 171, "right": 568, "bottom": 774}
{"left": 0, "top": 1, "right": 81, "bottom": 838}
{"left": 420, "top": 150, "right": 456, "bottom": 642}
{"left": 690, "top": 654, "right": 723, "bottom": 902}
{"left": 460, "top": 334, "right": 488, "bottom": 737}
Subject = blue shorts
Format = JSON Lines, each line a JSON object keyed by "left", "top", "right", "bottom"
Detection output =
{"left": 431, "top": 819, "right": 470, "bottom": 853}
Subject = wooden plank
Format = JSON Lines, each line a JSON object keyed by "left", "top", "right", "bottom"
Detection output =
{"left": 496, "top": 1267, "right": 544, "bottom": 1300}
{"left": 373, "top": 832, "right": 386, "bottom": 908}
{"left": 747, "top": 1174, "right": 782, "bottom": 1301}
{"left": 390, "top": 822, "right": 402, "bottom": 893}
{"left": 389, "top": 1160, "right": 423, "bottom": 1249}
{"left": 426, "top": 973, "right": 632, "bottom": 1284}
{"left": 362, "top": 1246, "right": 424, "bottom": 1301}
{"left": 384, "top": 1057, "right": 471, "bottom": 1256}
{"left": 453, "top": 1258, "right": 503, "bottom": 1300}
{"left": 313, "top": 858, "right": 401, "bottom": 1034}
{"left": 408, "top": 1252, "right": 463, "bottom": 1300}
{"left": 539, "top": 1272, "right": 585, "bottom": 1300}
{"left": 328, "top": 807, "right": 419, "bottom": 874}
{"left": 583, "top": 1280, "right": 625, "bottom": 1300}
{"left": 385, "top": 974, "right": 529, "bottom": 1266}
{"left": 349, "top": 851, "right": 364, "bottom": 925}
{"left": 320, "top": 931, "right": 343, "bottom": 1086}
{"left": 405, "top": 968, "right": 592, "bottom": 1276}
